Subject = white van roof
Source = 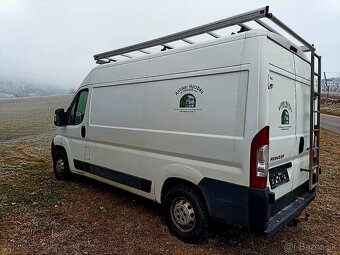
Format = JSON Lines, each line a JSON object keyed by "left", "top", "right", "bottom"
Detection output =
{"left": 245, "top": 30, "right": 308, "bottom": 60}
{"left": 81, "top": 29, "right": 307, "bottom": 87}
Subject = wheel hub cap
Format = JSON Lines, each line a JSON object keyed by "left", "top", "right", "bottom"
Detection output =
{"left": 171, "top": 197, "right": 196, "bottom": 232}
{"left": 55, "top": 158, "right": 64, "bottom": 174}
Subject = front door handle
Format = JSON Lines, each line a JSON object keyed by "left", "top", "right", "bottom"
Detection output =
{"left": 81, "top": 126, "right": 86, "bottom": 138}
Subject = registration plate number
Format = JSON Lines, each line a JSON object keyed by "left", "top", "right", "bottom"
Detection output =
{"left": 269, "top": 169, "right": 290, "bottom": 189}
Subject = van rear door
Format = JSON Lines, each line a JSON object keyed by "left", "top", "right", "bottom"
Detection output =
{"left": 291, "top": 55, "right": 310, "bottom": 190}
{"left": 267, "top": 40, "right": 297, "bottom": 199}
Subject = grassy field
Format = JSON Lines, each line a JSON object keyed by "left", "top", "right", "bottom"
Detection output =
{"left": 0, "top": 96, "right": 339, "bottom": 255}
{"left": 0, "top": 96, "right": 71, "bottom": 141}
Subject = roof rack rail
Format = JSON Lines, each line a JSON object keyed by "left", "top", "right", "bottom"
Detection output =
{"left": 94, "top": 6, "right": 316, "bottom": 64}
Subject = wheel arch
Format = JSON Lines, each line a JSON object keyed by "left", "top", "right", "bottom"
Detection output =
{"left": 51, "top": 136, "right": 75, "bottom": 172}
{"left": 161, "top": 177, "right": 206, "bottom": 204}
{"left": 155, "top": 164, "right": 205, "bottom": 203}
{"left": 51, "top": 143, "right": 67, "bottom": 159}
{"left": 51, "top": 142, "right": 73, "bottom": 180}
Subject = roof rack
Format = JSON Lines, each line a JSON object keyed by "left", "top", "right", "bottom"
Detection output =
{"left": 93, "top": 6, "right": 316, "bottom": 64}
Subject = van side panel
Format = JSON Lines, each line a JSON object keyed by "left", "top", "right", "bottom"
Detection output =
{"left": 148, "top": 38, "right": 245, "bottom": 77}
{"left": 232, "top": 35, "right": 267, "bottom": 187}
{"left": 87, "top": 68, "right": 249, "bottom": 200}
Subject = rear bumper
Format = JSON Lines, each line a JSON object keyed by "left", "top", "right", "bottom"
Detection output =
{"left": 264, "top": 190, "right": 315, "bottom": 236}
{"left": 198, "top": 178, "right": 315, "bottom": 236}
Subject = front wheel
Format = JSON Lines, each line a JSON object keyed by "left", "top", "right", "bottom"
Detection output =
{"left": 163, "top": 185, "right": 209, "bottom": 243}
{"left": 53, "top": 150, "right": 71, "bottom": 180}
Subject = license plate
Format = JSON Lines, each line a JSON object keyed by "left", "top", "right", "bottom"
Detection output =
{"left": 269, "top": 169, "right": 290, "bottom": 189}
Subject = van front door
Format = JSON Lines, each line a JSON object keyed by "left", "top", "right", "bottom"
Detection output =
{"left": 63, "top": 89, "right": 89, "bottom": 172}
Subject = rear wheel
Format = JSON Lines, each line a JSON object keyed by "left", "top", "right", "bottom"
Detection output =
{"left": 53, "top": 150, "right": 71, "bottom": 180}
{"left": 163, "top": 185, "right": 209, "bottom": 243}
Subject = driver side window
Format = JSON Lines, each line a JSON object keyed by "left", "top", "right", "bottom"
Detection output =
{"left": 66, "top": 89, "right": 89, "bottom": 125}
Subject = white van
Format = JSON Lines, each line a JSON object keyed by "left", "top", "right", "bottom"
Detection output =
{"left": 52, "top": 7, "right": 321, "bottom": 242}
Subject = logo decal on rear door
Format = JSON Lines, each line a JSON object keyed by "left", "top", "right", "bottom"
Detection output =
{"left": 278, "top": 101, "right": 292, "bottom": 129}
{"left": 281, "top": 109, "right": 289, "bottom": 124}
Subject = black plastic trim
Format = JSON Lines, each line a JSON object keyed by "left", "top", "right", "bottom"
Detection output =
{"left": 73, "top": 159, "right": 152, "bottom": 192}
{"left": 265, "top": 191, "right": 315, "bottom": 236}
{"left": 299, "top": 137, "right": 304, "bottom": 154}
{"left": 51, "top": 140, "right": 54, "bottom": 157}
{"left": 268, "top": 191, "right": 275, "bottom": 204}
{"left": 269, "top": 162, "right": 292, "bottom": 175}
{"left": 270, "top": 180, "right": 309, "bottom": 216}
{"left": 198, "top": 178, "right": 250, "bottom": 226}
{"left": 198, "top": 177, "right": 315, "bottom": 236}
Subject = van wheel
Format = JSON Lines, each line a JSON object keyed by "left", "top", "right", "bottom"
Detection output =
{"left": 163, "top": 185, "right": 209, "bottom": 243}
{"left": 53, "top": 151, "right": 71, "bottom": 180}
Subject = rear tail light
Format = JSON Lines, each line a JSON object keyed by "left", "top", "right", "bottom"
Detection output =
{"left": 257, "top": 145, "right": 269, "bottom": 177}
{"left": 250, "top": 126, "right": 269, "bottom": 189}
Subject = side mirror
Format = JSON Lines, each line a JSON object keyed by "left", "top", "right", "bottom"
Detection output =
{"left": 54, "top": 108, "right": 66, "bottom": 126}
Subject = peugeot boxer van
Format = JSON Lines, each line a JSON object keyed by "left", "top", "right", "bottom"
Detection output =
{"left": 52, "top": 7, "right": 321, "bottom": 242}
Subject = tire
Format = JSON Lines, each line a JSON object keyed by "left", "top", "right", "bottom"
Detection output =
{"left": 163, "top": 185, "right": 209, "bottom": 243}
{"left": 53, "top": 150, "right": 71, "bottom": 181}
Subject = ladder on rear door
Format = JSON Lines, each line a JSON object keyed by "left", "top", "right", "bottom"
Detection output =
{"left": 301, "top": 52, "right": 321, "bottom": 190}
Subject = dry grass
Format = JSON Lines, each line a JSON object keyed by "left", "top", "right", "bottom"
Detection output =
{"left": 0, "top": 96, "right": 339, "bottom": 255}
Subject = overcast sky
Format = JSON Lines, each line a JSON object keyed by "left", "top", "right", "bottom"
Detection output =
{"left": 1, "top": 0, "right": 340, "bottom": 89}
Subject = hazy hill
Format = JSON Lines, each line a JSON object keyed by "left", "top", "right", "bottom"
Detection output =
{"left": 0, "top": 78, "right": 70, "bottom": 98}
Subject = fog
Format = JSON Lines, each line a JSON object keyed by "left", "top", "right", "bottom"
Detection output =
{"left": 1, "top": 0, "right": 339, "bottom": 89}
